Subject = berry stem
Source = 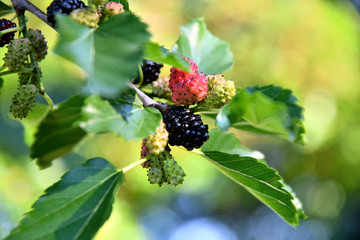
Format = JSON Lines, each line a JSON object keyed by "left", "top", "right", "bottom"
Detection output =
{"left": 137, "top": 63, "right": 144, "bottom": 86}
{"left": 40, "top": 86, "right": 54, "bottom": 111}
{"left": 0, "top": 68, "right": 34, "bottom": 76}
{"left": 128, "top": 81, "right": 169, "bottom": 113}
{"left": 0, "top": 27, "right": 23, "bottom": 37}
{"left": 10, "top": 0, "right": 52, "bottom": 27}
{"left": 121, "top": 158, "right": 147, "bottom": 173}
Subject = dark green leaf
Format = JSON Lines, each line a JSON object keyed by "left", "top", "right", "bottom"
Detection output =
{"left": 54, "top": 13, "right": 150, "bottom": 97}
{"left": 0, "top": 1, "right": 12, "bottom": 16}
{"left": 201, "top": 129, "right": 302, "bottom": 226}
{"left": 19, "top": 103, "right": 48, "bottom": 146}
{"left": 144, "top": 41, "right": 190, "bottom": 72}
{"left": 173, "top": 18, "right": 233, "bottom": 74}
{"left": 0, "top": 77, "right": 3, "bottom": 89}
{"left": 5, "top": 158, "right": 123, "bottom": 240}
{"left": 201, "top": 128, "right": 265, "bottom": 160}
{"left": 79, "top": 91, "right": 162, "bottom": 141}
{"left": 216, "top": 85, "right": 305, "bottom": 144}
{"left": 246, "top": 85, "right": 305, "bottom": 144}
{"left": 30, "top": 95, "right": 87, "bottom": 169}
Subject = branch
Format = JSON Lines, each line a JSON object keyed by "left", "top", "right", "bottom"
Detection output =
{"left": 128, "top": 82, "right": 169, "bottom": 113}
{"left": 11, "top": 0, "right": 52, "bottom": 27}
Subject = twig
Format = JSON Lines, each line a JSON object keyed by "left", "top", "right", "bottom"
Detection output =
{"left": 10, "top": 0, "right": 52, "bottom": 27}
{"left": 128, "top": 82, "right": 169, "bottom": 113}
{"left": 121, "top": 158, "right": 147, "bottom": 173}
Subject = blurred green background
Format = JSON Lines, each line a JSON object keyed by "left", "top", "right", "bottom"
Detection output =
{"left": 1, "top": 0, "right": 360, "bottom": 239}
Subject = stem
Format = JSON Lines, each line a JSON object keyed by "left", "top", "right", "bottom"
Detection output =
{"left": 128, "top": 82, "right": 169, "bottom": 113}
{"left": 0, "top": 27, "right": 23, "bottom": 36}
{"left": 121, "top": 158, "right": 147, "bottom": 173}
{"left": 10, "top": 0, "right": 52, "bottom": 27}
{"left": 0, "top": 68, "right": 33, "bottom": 76}
{"left": 40, "top": 91, "right": 54, "bottom": 111}
{"left": 138, "top": 63, "right": 144, "bottom": 86}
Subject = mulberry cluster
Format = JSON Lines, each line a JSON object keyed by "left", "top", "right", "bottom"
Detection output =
{"left": 200, "top": 74, "right": 236, "bottom": 108}
{"left": 163, "top": 106, "right": 209, "bottom": 150}
{"left": 10, "top": 84, "right": 38, "bottom": 119}
{"left": 3, "top": 38, "right": 31, "bottom": 71}
{"left": 146, "top": 150, "right": 185, "bottom": 187}
{"left": 70, "top": 8, "right": 100, "bottom": 28}
{"left": 145, "top": 122, "right": 169, "bottom": 155}
{"left": 0, "top": 19, "right": 16, "bottom": 47}
{"left": 169, "top": 58, "right": 208, "bottom": 106}
{"left": 47, "top": 0, "right": 87, "bottom": 27}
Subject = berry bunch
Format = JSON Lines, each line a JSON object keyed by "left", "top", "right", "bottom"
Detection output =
{"left": 0, "top": 19, "right": 16, "bottom": 47}
{"left": 169, "top": 58, "right": 208, "bottom": 106}
{"left": 163, "top": 106, "right": 209, "bottom": 150}
{"left": 47, "top": 0, "right": 87, "bottom": 26}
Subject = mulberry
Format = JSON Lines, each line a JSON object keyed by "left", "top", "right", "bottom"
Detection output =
{"left": 169, "top": 58, "right": 208, "bottom": 106}
{"left": 0, "top": 19, "right": 17, "bottom": 47}
{"left": 163, "top": 106, "right": 209, "bottom": 150}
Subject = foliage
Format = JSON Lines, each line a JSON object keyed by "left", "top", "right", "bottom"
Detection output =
{"left": 0, "top": 0, "right": 308, "bottom": 238}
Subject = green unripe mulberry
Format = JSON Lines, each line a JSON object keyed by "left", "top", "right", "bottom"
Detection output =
{"left": 70, "top": 8, "right": 100, "bottom": 28}
{"left": 163, "top": 158, "right": 185, "bottom": 187}
{"left": 152, "top": 77, "right": 172, "bottom": 99}
{"left": 28, "top": 29, "right": 48, "bottom": 62}
{"left": 10, "top": 84, "right": 38, "bottom": 119}
{"left": 200, "top": 74, "right": 236, "bottom": 108}
{"left": 147, "top": 151, "right": 167, "bottom": 186}
{"left": 3, "top": 38, "right": 31, "bottom": 71}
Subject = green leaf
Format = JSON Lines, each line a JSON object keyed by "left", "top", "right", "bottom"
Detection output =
{"left": 202, "top": 128, "right": 265, "bottom": 160}
{"left": 5, "top": 158, "right": 123, "bottom": 240}
{"left": 79, "top": 90, "right": 162, "bottom": 141}
{"left": 173, "top": 18, "right": 233, "bottom": 74}
{"left": 19, "top": 103, "right": 48, "bottom": 146}
{"left": 0, "top": 1, "right": 13, "bottom": 17}
{"left": 216, "top": 85, "right": 305, "bottom": 144}
{"left": 144, "top": 41, "right": 190, "bottom": 72}
{"left": 201, "top": 129, "right": 303, "bottom": 226}
{"left": 0, "top": 77, "right": 3, "bottom": 89}
{"left": 281, "top": 180, "right": 307, "bottom": 220}
{"left": 30, "top": 95, "right": 87, "bottom": 169}
{"left": 246, "top": 85, "right": 306, "bottom": 144}
{"left": 54, "top": 13, "right": 150, "bottom": 97}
